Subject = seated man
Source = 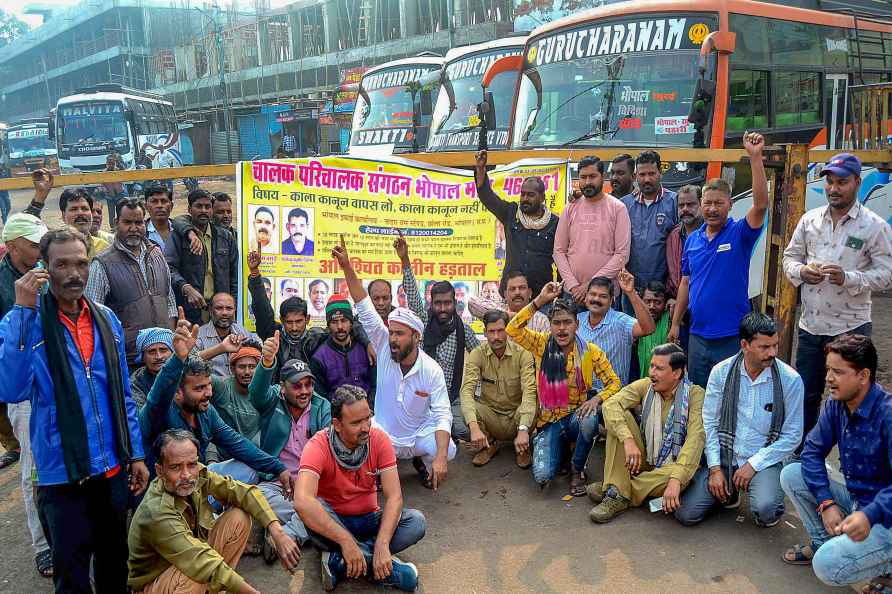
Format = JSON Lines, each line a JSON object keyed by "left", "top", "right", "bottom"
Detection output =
{"left": 467, "top": 270, "right": 550, "bottom": 334}
{"left": 780, "top": 335, "right": 892, "bottom": 591}
{"left": 131, "top": 328, "right": 174, "bottom": 408}
{"left": 310, "top": 295, "right": 373, "bottom": 400}
{"left": 635, "top": 281, "right": 671, "bottom": 379}
{"left": 139, "top": 309, "right": 292, "bottom": 493}
{"left": 128, "top": 429, "right": 300, "bottom": 594}
{"left": 506, "top": 281, "right": 621, "bottom": 496}
{"left": 248, "top": 332, "right": 332, "bottom": 558}
{"left": 576, "top": 271, "right": 655, "bottom": 386}
{"left": 460, "top": 310, "right": 537, "bottom": 468}
{"left": 333, "top": 237, "right": 455, "bottom": 490}
{"left": 587, "top": 344, "right": 705, "bottom": 523}
{"left": 294, "top": 385, "right": 425, "bottom": 592}
{"left": 675, "top": 313, "right": 803, "bottom": 527}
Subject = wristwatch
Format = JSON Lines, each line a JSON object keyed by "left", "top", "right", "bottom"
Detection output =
{"left": 518, "top": 425, "right": 529, "bottom": 433}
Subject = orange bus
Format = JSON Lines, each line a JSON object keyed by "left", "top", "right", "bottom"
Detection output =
{"left": 492, "top": 0, "right": 892, "bottom": 186}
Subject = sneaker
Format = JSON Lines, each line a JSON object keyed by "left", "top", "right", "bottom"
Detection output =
{"left": 515, "top": 449, "right": 532, "bottom": 469}
{"left": 586, "top": 482, "right": 605, "bottom": 504}
{"left": 0, "top": 449, "right": 20, "bottom": 469}
{"left": 321, "top": 551, "right": 345, "bottom": 592}
{"left": 472, "top": 443, "right": 500, "bottom": 467}
{"left": 381, "top": 556, "right": 419, "bottom": 592}
{"left": 589, "top": 495, "right": 631, "bottom": 524}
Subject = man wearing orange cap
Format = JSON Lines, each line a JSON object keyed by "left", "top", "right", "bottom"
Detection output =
{"left": 210, "top": 339, "right": 266, "bottom": 447}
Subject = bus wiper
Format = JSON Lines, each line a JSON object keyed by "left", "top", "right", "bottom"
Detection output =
{"left": 560, "top": 127, "right": 619, "bottom": 147}
{"left": 521, "top": 54, "right": 624, "bottom": 143}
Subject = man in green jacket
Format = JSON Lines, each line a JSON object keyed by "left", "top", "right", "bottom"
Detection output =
{"left": 249, "top": 331, "right": 332, "bottom": 559}
{"left": 128, "top": 429, "right": 300, "bottom": 594}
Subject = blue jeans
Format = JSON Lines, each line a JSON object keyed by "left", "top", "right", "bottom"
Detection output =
{"left": 207, "top": 459, "right": 259, "bottom": 512}
{"left": 532, "top": 411, "right": 598, "bottom": 484}
{"left": 308, "top": 498, "right": 426, "bottom": 556}
{"left": 0, "top": 190, "right": 10, "bottom": 224}
{"left": 687, "top": 333, "right": 741, "bottom": 388}
{"left": 795, "top": 324, "right": 871, "bottom": 449}
{"left": 675, "top": 463, "right": 785, "bottom": 527}
{"left": 781, "top": 462, "right": 892, "bottom": 586}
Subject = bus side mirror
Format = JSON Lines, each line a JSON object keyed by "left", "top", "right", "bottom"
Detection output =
{"left": 48, "top": 120, "right": 55, "bottom": 141}
{"left": 478, "top": 91, "right": 496, "bottom": 131}
{"left": 688, "top": 78, "right": 715, "bottom": 128}
{"left": 482, "top": 55, "right": 523, "bottom": 88}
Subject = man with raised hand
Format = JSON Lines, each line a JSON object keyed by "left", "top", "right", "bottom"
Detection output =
{"left": 332, "top": 234, "right": 454, "bottom": 491}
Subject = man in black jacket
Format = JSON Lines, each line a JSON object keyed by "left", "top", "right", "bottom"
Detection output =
{"left": 473, "top": 149, "right": 559, "bottom": 297}
{"left": 164, "top": 189, "right": 238, "bottom": 325}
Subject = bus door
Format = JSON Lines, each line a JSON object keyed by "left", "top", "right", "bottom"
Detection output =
{"left": 826, "top": 74, "right": 849, "bottom": 150}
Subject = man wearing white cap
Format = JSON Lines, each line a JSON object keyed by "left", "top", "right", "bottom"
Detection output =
{"left": 0, "top": 212, "right": 53, "bottom": 578}
{"left": 332, "top": 235, "right": 455, "bottom": 490}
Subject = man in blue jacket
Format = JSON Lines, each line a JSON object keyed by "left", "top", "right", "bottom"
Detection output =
{"left": 249, "top": 330, "right": 332, "bottom": 560}
{"left": 0, "top": 228, "right": 149, "bottom": 594}
{"left": 139, "top": 308, "right": 294, "bottom": 497}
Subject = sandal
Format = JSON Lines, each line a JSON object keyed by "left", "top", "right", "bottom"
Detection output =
{"left": 569, "top": 472, "right": 587, "bottom": 497}
{"left": 35, "top": 550, "right": 53, "bottom": 578}
{"left": 782, "top": 543, "right": 814, "bottom": 565}
{"left": 412, "top": 457, "right": 433, "bottom": 490}
{"left": 862, "top": 576, "right": 892, "bottom": 594}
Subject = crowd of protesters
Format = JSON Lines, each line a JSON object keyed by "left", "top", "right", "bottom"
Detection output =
{"left": 0, "top": 135, "right": 891, "bottom": 593}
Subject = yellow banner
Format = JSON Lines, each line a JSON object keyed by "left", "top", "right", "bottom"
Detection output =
{"left": 238, "top": 155, "right": 568, "bottom": 329}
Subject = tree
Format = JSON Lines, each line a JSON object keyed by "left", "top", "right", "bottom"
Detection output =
{"left": 0, "top": 9, "right": 29, "bottom": 49}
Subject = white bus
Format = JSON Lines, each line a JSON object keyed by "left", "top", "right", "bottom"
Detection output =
{"left": 5, "top": 119, "right": 58, "bottom": 175}
{"left": 348, "top": 55, "right": 444, "bottom": 156}
{"left": 55, "top": 84, "right": 187, "bottom": 173}
{"left": 427, "top": 37, "right": 526, "bottom": 152}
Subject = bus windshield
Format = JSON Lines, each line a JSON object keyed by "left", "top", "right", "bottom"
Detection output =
{"left": 350, "top": 64, "right": 440, "bottom": 150}
{"left": 514, "top": 14, "right": 717, "bottom": 149}
{"left": 7, "top": 128, "right": 54, "bottom": 155}
{"left": 428, "top": 47, "right": 522, "bottom": 151}
{"left": 58, "top": 101, "right": 129, "bottom": 152}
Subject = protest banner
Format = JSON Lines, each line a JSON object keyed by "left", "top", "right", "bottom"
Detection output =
{"left": 238, "top": 155, "right": 569, "bottom": 330}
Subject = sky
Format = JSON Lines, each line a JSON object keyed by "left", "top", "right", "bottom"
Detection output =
{"left": 11, "top": 0, "right": 298, "bottom": 28}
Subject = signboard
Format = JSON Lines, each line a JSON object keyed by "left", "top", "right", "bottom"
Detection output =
{"left": 275, "top": 108, "right": 319, "bottom": 123}
{"left": 238, "top": 155, "right": 569, "bottom": 329}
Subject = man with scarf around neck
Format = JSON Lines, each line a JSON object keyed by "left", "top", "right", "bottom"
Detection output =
{"left": 0, "top": 228, "right": 149, "bottom": 594}
{"left": 779, "top": 336, "right": 892, "bottom": 591}
{"left": 138, "top": 308, "right": 294, "bottom": 500}
{"left": 506, "top": 281, "right": 621, "bottom": 496}
{"left": 474, "top": 149, "right": 559, "bottom": 297}
{"left": 295, "top": 385, "right": 425, "bottom": 592}
{"left": 396, "top": 232, "right": 479, "bottom": 442}
{"left": 246, "top": 333, "right": 331, "bottom": 563}
{"left": 467, "top": 270, "right": 551, "bottom": 335}
{"left": 247, "top": 248, "right": 367, "bottom": 383}
{"left": 555, "top": 155, "right": 631, "bottom": 310}
{"left": 675, "top": 313, "right": 803, "bottom": 527}
{"left": 127, "top": 429, "right": 300, "bottom": 594}
{"left": 587, "top": 343, "right": 705, "bottom": 523}
{"left": 334, "top": 235, "right": 455, "bottom": 491}
{"left": 196, "top": 292, "right": 259, "bottom": 379}
{"left": 310, "top": 295, "right": 374, "bottom": 400}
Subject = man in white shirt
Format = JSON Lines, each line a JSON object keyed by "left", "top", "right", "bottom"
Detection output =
{"left": 331, "top": 235, "right": 455, "bottom": 491}
{"left": 782, "top": 153, "right": 892, "bottom": 445}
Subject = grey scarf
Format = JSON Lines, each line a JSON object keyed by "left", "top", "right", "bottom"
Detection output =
{"left": 718, "top": 354, "right": 785, "bottom": 486}
{"left": 328, "top": 426, "right": 369, "bottom": 471}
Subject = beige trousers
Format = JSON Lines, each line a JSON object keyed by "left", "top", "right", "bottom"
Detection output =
{"left": 603, "top": 411, "right": 678, "bottom": 507}
{"left": 138, "top": 507, "right": 252, "bottom": 594}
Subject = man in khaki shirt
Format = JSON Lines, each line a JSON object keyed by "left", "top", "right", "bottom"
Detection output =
{"left": 588, "top": 343, "right": 705, "bottom": 524}
{"left": 460, "top": 310, "right": 537, "bottom": 469}
{"left": 128, "top": 429, "right": 300, "bottom": 594}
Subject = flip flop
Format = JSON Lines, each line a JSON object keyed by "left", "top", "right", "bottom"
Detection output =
{"left": 35, "top": 550, "right": 53, "bottom": 578}
{"left": 782, "top": 543, "right": 814, "bottom": 565}
{"left": 862, "top": 576, "right": 892, "bottom": 594}
{"left": 412, "top": 457, "right": 433, "bottom": 490}
{"left": 569, "top": 472, "right": 587, "bottom": 497}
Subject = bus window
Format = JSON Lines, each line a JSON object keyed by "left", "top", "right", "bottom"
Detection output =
{"left": 728, "top": 70, "right": 769, "bottom": 132}
{"left": 769, "top": 21, "right": 823, "bottom": 67}
{"left": 729, "top": 15, "right": 770, "bottom": 65}
{"left": 774, "top": 71, "right": 821, "bottom": 126}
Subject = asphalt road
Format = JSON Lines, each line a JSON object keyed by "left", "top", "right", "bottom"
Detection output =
{"left": 0, "top": 183, "right": 876, "bottom": 593}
